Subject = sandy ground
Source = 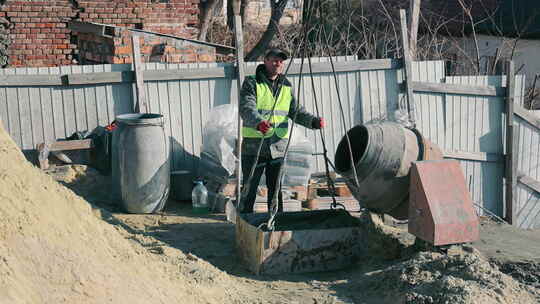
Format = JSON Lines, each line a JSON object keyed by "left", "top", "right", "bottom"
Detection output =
{"left": 43, "top": 164, "right": 540, "bottom": 304}
{"left": 1, "top": 115, "right": 538, "bottom": 304}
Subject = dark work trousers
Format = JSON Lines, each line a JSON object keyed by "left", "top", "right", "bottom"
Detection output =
{"left": 240, "top": 155, "right": 284, "bottom": 213}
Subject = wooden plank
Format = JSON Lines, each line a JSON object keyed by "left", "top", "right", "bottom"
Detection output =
{"left": 399, "top": 9, "right": 416, "bottom": 124}
{"left": 144, "top": 67, "right": 229, "bottom": 81}
{"left": 84, "top": 65, "right": 99, "bottom": 131}
{"left": 443, "top": 150, "right": 504, "bottom": 163}
{"left": 71, "top": 66, "right": 87, "bottom": 133}
{"left": 102, "top": 65, "right": 115, "bottom": 124}
{"left": 0, "top": 59, "right": 402, "bottom": 87}
{"left": 514, "top": 105, "right": 540, "bottom": 130}
{"left": 60, "top": 66, "right": 77, "bottom": 140}
{"left": 408, "top": 0, "right": 421, "bottom": 60}
{"left": 92, "top": 65, "right": 110, "bottom": 127}
{"left": 410, "top": 81, "right": 506, "bottom": 97}
{"left": 245, "top": 59, "right": 402, "bottom": 77}
{"left": 49, "top": 66, "right": 65, "bottom": 140}
{"left": 0, "top": 74, "right": 8, "bottom": 131}
{"left": 0, "top": 74, "right": 65, "bottom": 86}
{"left": 132, "top": 35, "right": 147, "bottom": 113}
{"left": 67, "top": 71, "right": 133, "bottom": 85}
{"left": 165, "top": 64, "right": 183, "bottom": 170}
{"left": 235, "top": 214, "right": 263, "bottom": 274}
{"left": 27, "top": 68, "right": 44, "bottom": 149}
{"left": 144, "top": 63, "right": 157, "bottom": 114}
{"left": 48, "top": 139, "right": 94, "bottom": 151}
{"left": 518, "top": 173, "right": 540, "bottom": 194}
{"left": 505, "top": 61, "right": 516, "bottom": 225}
{"left": 234, "top": 13, "right": 245, "bottom": 210}
{"left": 188, "top": 63, "right": 203, "bottom": 167}
{"left": 156, "top": 63, "right": 172, "bottom": 157}
{"left": 38, "top": 67, "right": 55, "bottom": 143}
{"left": 17, "top": 68, "right": 33, "bottom": 149}
{"left": 178, "top": 65, "right": 194, "bottom": 172}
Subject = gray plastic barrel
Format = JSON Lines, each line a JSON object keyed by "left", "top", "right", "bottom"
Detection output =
{"left": 111, "top": 113, "right": 170, "bottom": 213}
{"left": 335, "top": 122, "right": 420, "bottom": 214}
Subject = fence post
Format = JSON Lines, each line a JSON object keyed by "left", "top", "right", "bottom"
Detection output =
{"left": 399, "top": 9, "right": 416, "bottom": 125}
{"left": 233, "top": 0, "right": 245, "bottom": 211}
{"left": 131, "top": 34, "right": 147, "bottom": 113}
{"left": 505, "top": 60, "right": 516, "bottom": 224}
{"left": 408, "top": 0, "right": 421, "bottom": 60}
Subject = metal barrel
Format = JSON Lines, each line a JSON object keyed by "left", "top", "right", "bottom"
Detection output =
{"left": 111, "top": 113, "right": 170, "bottom": 214}
{"left": 334, "top": 122, "right": 421, "bottom": 215}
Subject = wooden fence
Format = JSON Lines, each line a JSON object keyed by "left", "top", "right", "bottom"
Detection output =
{"left": 0, "top": 57, "right": 538, "bottom": 228}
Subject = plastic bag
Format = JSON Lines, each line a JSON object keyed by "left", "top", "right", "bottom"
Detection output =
{"left": 394, "top": 108, "right": 414, "bottom": 129}
{"left": 200, "top": 104, "right": 314, "bottom": 188}
{"left": 201, "top": 104, "right": 238, "bottom": 176}
{"left": 281, "top": 130, "right": 313, "bottom": 187}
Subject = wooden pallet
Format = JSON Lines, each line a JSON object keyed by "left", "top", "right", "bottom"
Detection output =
{"left": 304, "top": 196, "right": 361, "bottom": 212}
{"left": 308, "top": 182, "right": 352, "bottom": 198}
{"left": 36, "top": 139, "right": 94, "bottom": 170}
{"left": 253, "top": 200, "right": 302, "bottom": 213}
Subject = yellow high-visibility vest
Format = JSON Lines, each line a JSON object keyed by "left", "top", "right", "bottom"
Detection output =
{"left": 242, "top": 76, "right": 292, "bottom": 139}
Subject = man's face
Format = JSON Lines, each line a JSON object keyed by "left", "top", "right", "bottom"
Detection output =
{"left": 264, "top": 55, "right": 285, "bottom": 78}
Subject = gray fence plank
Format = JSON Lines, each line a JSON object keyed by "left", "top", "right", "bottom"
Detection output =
{"left": 27, "top": 68, "right": 43, "bottom": 149}
{"left": 430, "top": 75, "right": 508, "bottom": 217}
{"left": 16, "top": 68, "right": 33, "bottom": 149}
{"left": 179, "top": 63, "right": 195, "bottom": 172}
{"left": 92, "top": 65, "right": 109, "bottom": 127}
{"left": 60, "top": 66, "right": 78, "bottom": 139}
{"left": 515, "top": 114, "right": 540, "bottom": 182}
{"left": 38, "top": 67, "right": 55, "bottom": 144}
{"left": 515, "top": 183, "right": 540, "bottom": 229}
{"left": 0, "top": 67, "right": 8, "bottom": 132}
{"left": 5, "top": 68, "right": 22, "bottom": 147}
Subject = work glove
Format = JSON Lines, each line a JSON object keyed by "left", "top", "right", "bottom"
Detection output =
{"left": 257, "top": 120, "right": 272, "bottom": 134}
{"left": 312, "top": 117, "right": 325, "bottom": 129}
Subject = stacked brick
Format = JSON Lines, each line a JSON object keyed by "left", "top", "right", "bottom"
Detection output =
{"left": 0, "top": 0, "right": 214, "bottom": 67}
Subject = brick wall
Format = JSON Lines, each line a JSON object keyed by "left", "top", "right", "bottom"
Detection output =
{"left": 77, "top": 0, "right": 199, "bottom": 37}
{"left": 2, "top": 0, "right": 77, "bottom": 67}
{"left": 76, "top": 28, "right": 215, "bottom": 65}
{"left": 74, "top": 0, "right": 214, "bottom": 65}
{"left": 0, "top": 0, "right": 212, "bottom": 67}
{"left": 0, "top": 12, "right": 10, "bottom": 67}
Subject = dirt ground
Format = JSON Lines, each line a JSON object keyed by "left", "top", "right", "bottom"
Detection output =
{"left": 1, "top": 114, "right": 539, "bottom": 304}
{"left": 43, "top": 164, "right": 540, "bottom": 304}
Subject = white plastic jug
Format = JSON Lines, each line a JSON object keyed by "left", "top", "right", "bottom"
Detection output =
{"left": 192, "top": 180, "right": 209, "bottom": 214}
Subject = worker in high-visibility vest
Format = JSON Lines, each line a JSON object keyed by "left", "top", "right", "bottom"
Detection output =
{"left": 239, "top": 48, "right": 324, "bottom": 213}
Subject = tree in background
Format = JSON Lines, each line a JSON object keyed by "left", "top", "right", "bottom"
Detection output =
{"left": 198, "top": 0, "right": 221, "bottom": 41}
{"left": 244, "top": 0, "right": 289, "bottom": 61}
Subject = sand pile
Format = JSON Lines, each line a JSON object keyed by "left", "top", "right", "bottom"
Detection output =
{"left": 0, "top": 125, "right": 246, "bottom": 303}
{"left": 361, "top": 246, "right": 538, "bottom": 304}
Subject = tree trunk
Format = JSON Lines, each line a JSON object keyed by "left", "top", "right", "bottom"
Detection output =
{"left": 198, "top": 0, "right": 220, "bottom": 41}
{"left": 244, "top": 0, "right": 289, "bottom": 61}
{"left": 228, "top": 0, "right": 249, "bottom": 31}
{"left": 240, "top": 0, "right": 249, "bottom": 27}
{"left": 227, "top": 0, "right": 233, "bottom": 31}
